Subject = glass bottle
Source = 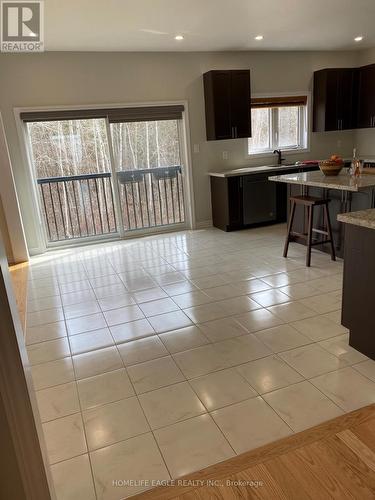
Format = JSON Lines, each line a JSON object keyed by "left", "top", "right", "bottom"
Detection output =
{"left": 350, "top": 148, "right": 361, "bottom": 177}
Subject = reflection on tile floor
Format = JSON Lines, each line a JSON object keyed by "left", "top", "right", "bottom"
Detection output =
{"left": 25, "top": 224, "right": 375, "bottom": 499}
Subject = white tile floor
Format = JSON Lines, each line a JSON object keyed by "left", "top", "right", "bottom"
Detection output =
{"left": 25, "top": 224, "right": 375, "bottom": 500}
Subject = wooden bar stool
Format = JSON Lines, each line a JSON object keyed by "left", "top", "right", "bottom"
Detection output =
{"left": 283, "top": 195, "right": 336, "bottom": 267}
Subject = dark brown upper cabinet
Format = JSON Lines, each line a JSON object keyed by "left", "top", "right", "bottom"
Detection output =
{"left": 357, "top": 64, "right": 375, "bottom": 129}
{"left": 313, "top": 68, "right": 358, "bottom": 132}
{"left": 203, "top": 70, "right": 251, "bottom": 141}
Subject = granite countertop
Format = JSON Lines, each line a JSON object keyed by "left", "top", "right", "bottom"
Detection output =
{"left": 208, "top": 163, "right": 318, "bottom": 178}
{"left": 269, "top": 171, "right": 375, "bottom": 192}
{"left": 337, "top": 209, "right": 375, "bottom": 230}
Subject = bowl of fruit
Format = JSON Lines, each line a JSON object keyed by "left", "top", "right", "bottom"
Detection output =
{"left": 319, "top": 155, "right": 344, "bottom": 176}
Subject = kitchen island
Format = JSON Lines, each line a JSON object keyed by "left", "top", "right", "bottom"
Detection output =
{"left": 269, "top": 171, "right": 375, "bottom": 258}
{"left": 338, "top": 209, "right": 375, "bottom": 360}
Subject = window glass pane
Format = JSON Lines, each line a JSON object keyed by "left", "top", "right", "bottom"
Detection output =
{"left": 27, "top": 119, "right": 115, "bottom": 242}
{"left": 248, "top": 108, "right": 270, "bottom": 152}
{"left": 278, "top": 106, "right": 299, "bottom": 148}
{"left": 27, "top": 119, "right": 111, "bottom": 178}
{"left": 111, "top": 120, "right": 181, "bottom": 172}
{"left": 110, "top": 120, "right": 184, "bottom": 231}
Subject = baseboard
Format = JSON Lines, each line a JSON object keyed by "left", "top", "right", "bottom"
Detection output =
{"left": 28, "top": 246, "right": 46, "bottom": 257}
{"left": 194, "top": 220, "right": 213, "bottom": 229}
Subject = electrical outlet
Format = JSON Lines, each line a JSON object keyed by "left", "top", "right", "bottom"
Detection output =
{"left": 337, "top": 139, "right": 342, "bottom": 149}
{"left": 222, "top": 151, "right": 229, "bottom": 160}
{"left": 193, "top": 144, "right": 200, "bottom": 153}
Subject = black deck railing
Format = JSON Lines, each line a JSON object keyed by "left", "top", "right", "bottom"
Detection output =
{"left": 37, "top": 172, "right": 117, "bottom": 242}
{"left": 116, "top": 166, "right": 185, "bottom": 231}
{"left": 37, "top": 167, "right": 185, "bottom": 242}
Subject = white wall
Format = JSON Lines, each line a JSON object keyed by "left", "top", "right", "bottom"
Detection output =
{"left": 0, "top": 114, "right": 29, "bottom": 263}
{"left": 0, "top": 50, "right": 360, "bottom": 252}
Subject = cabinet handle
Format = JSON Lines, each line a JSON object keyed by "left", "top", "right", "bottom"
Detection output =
{"left": 235, "top": 126, "right": 238, "bottom": 138}
{"left": 231, "top": 126, "right": 234, "bottom": 139}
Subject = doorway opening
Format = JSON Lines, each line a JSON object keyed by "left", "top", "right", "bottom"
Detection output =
{"left": 23, "top": 104, "right": 190, "bottom": 247}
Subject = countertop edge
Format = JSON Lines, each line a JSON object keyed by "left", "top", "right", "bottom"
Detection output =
{"left": 337, "top": 209, "right": 375, "bottom": 231}
{"left": 268, "top": 175, "right": 361, "bottom": 192}
{"left": 208, "top": 164, "right": 318, "bottom": 178}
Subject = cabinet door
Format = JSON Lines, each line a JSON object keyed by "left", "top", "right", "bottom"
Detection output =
{"left": 228, "top": 177, "right": 243, "bottom": 227}
{"left": 230, "top": 71, "right": 251, "bottom": 138}
{"left": 313, "top": 69, "right": 356, "bottom": 132}
{"left": 324, "top": 71, "right": 340, "bottom": 131}
{"left": 337, "top": 69, "right": 357, "bottom": 130}
{"left": 204, "top": 71, "right": 232, "bottom": 140}
{"left": 326, "top": 70, "right": 356, "bottom": 131}
{"left": 358, "top": 65, "right": 375, "bottom": 129}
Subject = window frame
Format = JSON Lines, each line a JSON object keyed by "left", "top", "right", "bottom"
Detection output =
{"left": 247, "top": 93, "right": 310, "bottom": 158}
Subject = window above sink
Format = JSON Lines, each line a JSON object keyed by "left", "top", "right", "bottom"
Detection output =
{"left": 248, "top": 94, "right": 309, "bottom": 156}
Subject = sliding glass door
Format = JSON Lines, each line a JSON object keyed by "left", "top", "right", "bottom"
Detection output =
{"left": 110, "top": 119, "right": 185, "bottom": 231}
{"left": 24, "top": 105, "right": 188, "bottom": 246}
{"left": 27, "top": 118, "right": 118, "bottom": 242}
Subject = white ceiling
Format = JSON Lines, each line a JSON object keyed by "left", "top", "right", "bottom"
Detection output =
{"left": 44, "top": 0, "right": 375, "bottom": 51}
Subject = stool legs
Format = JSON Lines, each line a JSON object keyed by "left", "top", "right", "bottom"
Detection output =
{"left": 324, "top": 204, "right": 336, "bottom": 261}
{"left": 306, "top": 205, "right": 314, "bottom": 267}
{"left": 283, "top": 200, "right": 296, "bottom": 258}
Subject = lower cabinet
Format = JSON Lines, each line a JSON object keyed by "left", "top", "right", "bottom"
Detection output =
{"left": 342, "top": 224, "right": 375, "bottom": 359}
{"left": 210, "top": 170, "right": 296, "bottom": 232}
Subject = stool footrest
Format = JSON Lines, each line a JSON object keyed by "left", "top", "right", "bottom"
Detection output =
{"left": 310, "top": 239, "right": 333, "bottom": 247}
{"left": 312, "top": 228, "right": 329, "bottom": 236}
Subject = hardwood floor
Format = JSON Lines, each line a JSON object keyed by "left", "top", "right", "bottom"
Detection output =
{"left": 134, "top": 404, "right": 375, "bottom": 500}
{"left": 9, "top": 262, "right": 28, "bottom": 331}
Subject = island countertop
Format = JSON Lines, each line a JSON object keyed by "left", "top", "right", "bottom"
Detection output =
{"left": 268, "top": 171, "right": 375, "bottom": 192}
{"left": 337, "top": 208, "right": 375, "bottom": 230}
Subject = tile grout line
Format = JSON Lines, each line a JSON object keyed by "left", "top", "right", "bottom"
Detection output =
{"left": 50, "top": 278, "right": 100, "bottom": 500}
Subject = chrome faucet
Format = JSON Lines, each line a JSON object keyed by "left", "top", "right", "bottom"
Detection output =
{"left": 273, "top": 149, "right": 285, "bottom": 165}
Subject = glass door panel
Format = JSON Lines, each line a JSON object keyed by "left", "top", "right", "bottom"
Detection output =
{"left": 110, "top": 119, "right": 185, "bottom": 231}
{"left": 27, "top": 118, "right": 118, "bottom": 242}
